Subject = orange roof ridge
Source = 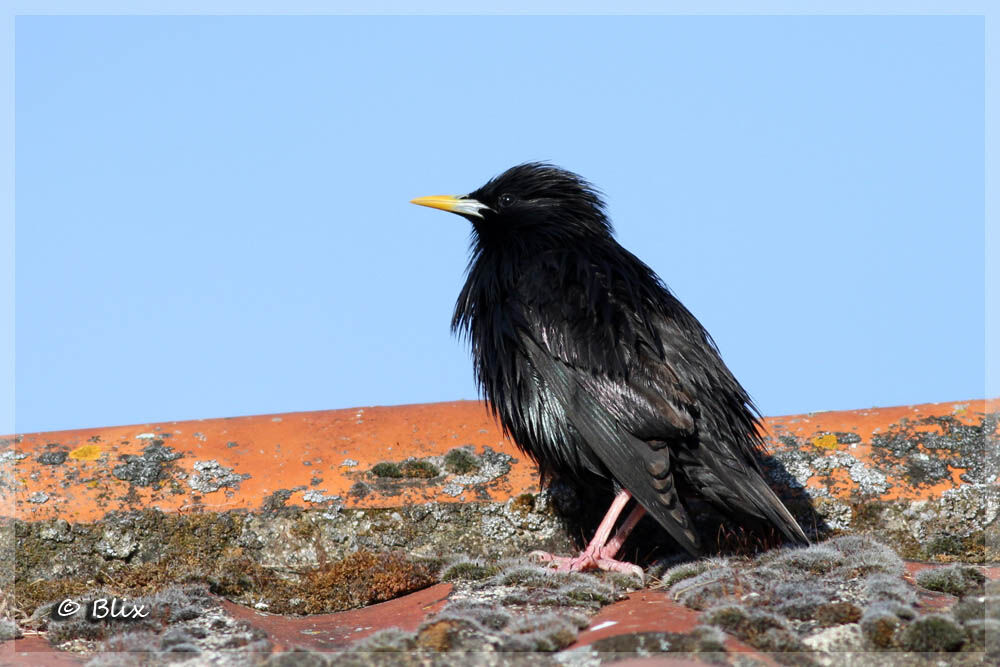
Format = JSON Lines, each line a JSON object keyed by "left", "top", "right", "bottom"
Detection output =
{"left": 3, "top": 398, "right": 996, "bottom": 523}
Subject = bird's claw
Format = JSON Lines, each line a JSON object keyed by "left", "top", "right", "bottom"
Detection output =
{"left": 528, "top": 549, "right": 644, "bottom": 583}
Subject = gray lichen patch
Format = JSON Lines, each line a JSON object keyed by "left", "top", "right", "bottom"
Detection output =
{"left": 187, "top": 459, "right": 250, "bottom": 494}
{"left": 870, "top": 413, "right": 998, "bottom": 486}
{"left": 95, "top": 524, "right": 139, "bottom": 559}
{"left": 893, "top": 483, "right": 999, "bottom": 561}
{"left": 847, "top": 460, "right": 890, "bottom": 496}
{"left": 111, "top": 441, "right": 183, "bottom": 488}
{"left": 764, "top": 411, "right": 998, "bottom": 501}
{"left": 755, "top": 411, "right": 998, "bottom": 562}
{"left": 356, "top": 446, "right": 515, "bottom": 502}
{"left": 36, "top": 446, "right": 69, "bottom": 466}
{"left": 0, "top": 449, "right": 28, "bottom": 464}
{"left": 438, "top": 447, "right": 513, "bottom": 499}
{"left": 301, "top": 489, "right": 341, "bottom": 507}
{"left": 763, "top": 441, "right": 892, "bottom": 498}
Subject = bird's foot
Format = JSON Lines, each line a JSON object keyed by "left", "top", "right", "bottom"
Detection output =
{"left": 529, "top": 549, "right": 644, "bottom": 582}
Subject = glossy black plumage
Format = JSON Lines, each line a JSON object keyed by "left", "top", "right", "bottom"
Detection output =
{"left": 437, "top": 163, "right": 807, "bottom": 555}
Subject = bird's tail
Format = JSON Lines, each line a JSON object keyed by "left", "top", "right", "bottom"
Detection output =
{"left": 740, "top": 472, "right": 810, "bottom": 545}
{"left": 679, "top": 444, "right": 810, "bottom": 546}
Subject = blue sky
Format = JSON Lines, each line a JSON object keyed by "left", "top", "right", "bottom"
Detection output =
{"left": 11, "top": 14, "right": 986, "bottom": 434}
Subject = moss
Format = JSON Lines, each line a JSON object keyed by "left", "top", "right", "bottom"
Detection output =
{"left": 509, "top": 580, "right": 616, "bottom": 609}
{"left": 668, "top": 565, "right": 739, "bottom": 610}
{"left": 16, "top": 495, "right": 573, "bottom": 623}
{"left": 399, "top": 460, "right": 439, "bottom": 478}
{"left": 412, "top": 606, "right": 583, "bottom": 652}
{"left": 215, "top": 549, "right": 435, "bottom": 615}
{"left": 443, "top": 448, "right": 480, "bottom": 474}
{"left": 898, "top": 614, "right": 965, "bottom": 652}
{"left": 103, "top": 558, "right": 208, "bottom": 597}
{"left": 17, "top": 579, "right": 93, "bottom": 618}
{"left": 862, "top": 573, "right": 916, "bottom": 605}
{"left": 701, "top": 604, "right": 750, "bottom": 633}
{"left": 370, "top": 462, "right": 404, "bottom": 478}
{"left": 583, "top": 631, "right": 673, "bottom": 653}
{"left": 927, "top": 534, "right": 965, "bottom": 557}
{"left": 47, "top": 618, "right": 108, "bottom": 644}
{"left": 756, "top": 627, "right": 805, "bottom": 654}
{"left": 586, "top": 628, "right": 726, "bottom": 655}
{"left": 0, "top": 619, "right": 20, "bottom": 642}
{"left": 949, "top": 533, "right": 986, "bottom": 563}
{"left": 414, "top": 619, "right": 464, "bottom": 651}
{"left": 45, "top": 584, "right": 222, "bottom": 650}
{"left": 271, "top": 550, "right": 436, "bottom": 615}
{"left": 860, "top": 609, "right": 900, "bottom": 649}
{"left": 885, "top": 531, "right": 927, "bottom": 561}
{"left": 435, "top": 600, "right": 512, "bottom": 632}
{"left": 952, "top": 591, "right": 1000, "bottom": 625}
{"left": 701, "top": 604, "right": 802, "bottom": 652}
{"left": 843, "top": 497, "right": 991, "bottom": 563}
{"left": 814, "top": 601, "right": 862, "bottom": 626}
{"left": 259, "top": 489, "right": 296, "bottom": 515}
{"left": 509, "top": 493, "right": 535, "bottom": 514}
{"left": 289, "top": 516, "right": 317, "bottom": 540}
{"left": 770, "top": 545, "right": 844, "bottom": 575}
{"left": 348, "top": 481, "right": 371, "bottom": 498}
{"left": 915, "top": 564, "right": 986, "bottom": 597}
{"left": 828, "top": 535, "right": 904, "bottom": 577}
{"left": 850, "top": 502, "right": 885, "bottom": 530}
{"left": 406, "top": 595, "right": 592, "bottom": 654}
{"left": 351, "top": 628, "right": 417, "bottom": 653}
{"left": 657, "top": 560, "right": 711, "bottom": 588}
{"left": 605, "top": 570, "right": 644, "bottom": 591}
{"left": 440, "top": 558, "right": 500, "bottom": 582}
{"left": 25, "top": 547, "right": 433, "bottom": 620}
{"left": 494, "top": 565, "right": 566, "bottom": 588}
{"left": 557, "top": 582, "right": 615, "bottom": 605}
{"left": 963, "top": 618, "right": 1000, "bottom": 655}
{"left": 501, "top": 612, "right": 579, "bottom": 651}
{"left": 951, "top": 596, "right": 986, "bottom": 624}
{"left": 371, "top": 459, "right": 439, "bottom": 479}
{"left": 775, "top": 591, "right": 827, "bottom": 621}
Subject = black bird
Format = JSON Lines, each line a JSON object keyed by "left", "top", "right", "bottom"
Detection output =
{"left": 412, "top": 163, "right": 808, "bottom": 575}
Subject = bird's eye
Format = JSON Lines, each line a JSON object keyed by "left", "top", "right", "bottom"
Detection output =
{"left": 498, "top": 193, "right": 516, "bottom": 208}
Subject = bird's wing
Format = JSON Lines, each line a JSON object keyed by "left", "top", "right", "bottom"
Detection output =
{"left": 518, "top": 331, "right": 702, "bottom": 555}
{"left": 647, "top": 314, "right": 809, "bottom": 546}
{"left": 517, "top": 254, "right": 807, "bottom": 548}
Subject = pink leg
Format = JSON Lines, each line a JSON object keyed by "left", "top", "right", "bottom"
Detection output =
{"left": 598, "top": 503, "right": 646, "bottom": 560}
{"left": 531, "top": 490, "right": 646, "bottom": 580}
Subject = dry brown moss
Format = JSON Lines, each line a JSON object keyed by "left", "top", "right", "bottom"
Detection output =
{"left": 18, "top": 549, "right": 434, "bottom": 620}
{"left": 295, "top": 550, "right": 435, "bottom": 614}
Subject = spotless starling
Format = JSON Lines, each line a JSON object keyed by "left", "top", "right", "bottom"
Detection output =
{"left": 412, "top": 163, "right": 808, "bottom": 576}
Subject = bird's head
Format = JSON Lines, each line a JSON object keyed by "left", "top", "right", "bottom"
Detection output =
{"left": 411, "top": 163, "right": 612, "bottom": 246}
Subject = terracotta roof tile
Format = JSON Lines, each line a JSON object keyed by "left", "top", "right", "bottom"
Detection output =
{"left": 4, "top": 398, "right": 994, "bottom": 523}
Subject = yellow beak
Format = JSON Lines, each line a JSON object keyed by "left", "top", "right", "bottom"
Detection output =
{"left": 410, "top": 194, "right": 489, "bottom": 219}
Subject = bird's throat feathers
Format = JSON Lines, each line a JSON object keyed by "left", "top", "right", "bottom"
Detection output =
{"left": 453, "top": 231, "right": 676, "bottom": 393}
